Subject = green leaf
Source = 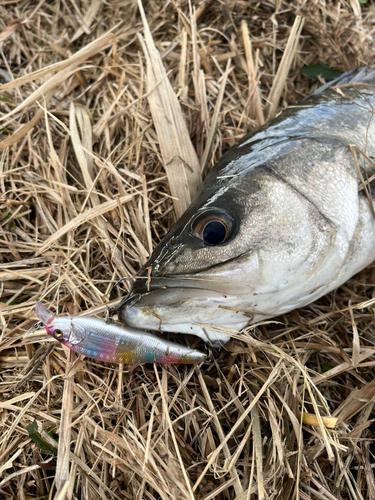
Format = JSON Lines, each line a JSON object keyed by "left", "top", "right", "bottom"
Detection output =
{"left": 321, "top": 362, "right": 331, "bottom": 372}
{"left": 0, "top": 125, "right": 11, "bottom": 136}
{"left": 300, "top": 64, "right": 343, "bottom": 81}
{"left": 3, "top": 299, "right": 18, "bottom": 305}
{"left": 359, "top": 0, "right": 367, "bottom": 4}
{"left": 27, "top": 420, "right": 58, "bottom": 456}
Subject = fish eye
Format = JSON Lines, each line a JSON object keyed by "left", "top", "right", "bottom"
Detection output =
{"left": 191, "top": 210, "right": 234, "bottom": 245}
{"left": 54, "top": 329, "right": 63, "bottom": 339}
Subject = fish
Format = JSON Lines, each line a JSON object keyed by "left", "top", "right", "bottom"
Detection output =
{"left": 116, "top": 67, "right": 375, "bottom": 346}
{"left": 35, "top": 302, "right": 206, "bottom": 364}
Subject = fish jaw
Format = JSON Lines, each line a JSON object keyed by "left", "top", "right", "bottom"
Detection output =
{"left": 119, "top": 287, "right": 252, "bottom": 345}
{"left": 119, "top": 249, "right": 261, "bottom": 345}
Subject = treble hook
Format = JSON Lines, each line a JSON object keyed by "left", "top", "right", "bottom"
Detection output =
{"left": 26, "top": 320, "right": 45, "bottom": 335}
{"left": 105, "top": 277, "right": 141, "bottom": 323}
{"left": 113, "top": 276, "right": 133, "bottom": 291}
{"left": 204, "top": 345, "right": 213, "bottom": 363}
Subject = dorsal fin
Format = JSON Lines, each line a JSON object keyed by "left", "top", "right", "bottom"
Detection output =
{"left": 311, "top": 66, "right": 375, "bottom": 96}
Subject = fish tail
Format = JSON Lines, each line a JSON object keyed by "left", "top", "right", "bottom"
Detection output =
{"left": 312, "top": 66, "right": 375, "bottom": 96}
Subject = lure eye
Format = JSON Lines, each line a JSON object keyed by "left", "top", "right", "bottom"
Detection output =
{"left": 191, "top": 210, "right": 234, "bottom": 246}
{"left": 54, "top": 329, "right": 63, "bottom": 339}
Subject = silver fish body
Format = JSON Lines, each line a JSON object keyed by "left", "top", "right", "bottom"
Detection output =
{"left": 119, "top": 67, "right": 375, "bottom": 346}
{"left": 35, "top": 302, "right": 206, "bottom": 364}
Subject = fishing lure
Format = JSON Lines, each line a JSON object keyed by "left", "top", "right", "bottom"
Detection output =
{"left": 35, "top": 302, "right": 206, "bottom": 364}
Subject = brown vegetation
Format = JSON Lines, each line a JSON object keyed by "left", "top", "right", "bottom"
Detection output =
{"left": 1, "top": 0, "right": 375, "bottom": 498}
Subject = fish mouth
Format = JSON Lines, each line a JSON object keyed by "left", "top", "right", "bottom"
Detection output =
{"left": 118, "top": 284, "right": 251, "bottom": 346}
{"left": 116, "top": 251, "right": 259, "bottom": 345}
{"left": 132, "top": 274, "right": 233, "bottom": 294}
{"left": 131, "top": 259, "right": 256, "bottom": 296}
{"left": 130, "top": 284, "right": 226, "bottom": 307}
{"left": 131, "top": 246, "right": 260, "bottom": 296}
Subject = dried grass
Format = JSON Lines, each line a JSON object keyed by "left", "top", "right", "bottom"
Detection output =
{"left": 0, "top": 0, "right": 375, "bottom": 499}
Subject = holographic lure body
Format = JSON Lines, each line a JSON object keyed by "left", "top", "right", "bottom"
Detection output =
{"left": 35, "top": 302, "right": 206, "bottom": 364}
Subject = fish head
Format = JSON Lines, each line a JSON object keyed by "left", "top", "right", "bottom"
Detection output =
{"left": 119, "top": 165, "right": 284, "bottom": 344}
{"left": 119, "top": 147, "right": 344, "bottom": 345}
{"left": 133, "top": 163, "right": 265, "bottom": 291}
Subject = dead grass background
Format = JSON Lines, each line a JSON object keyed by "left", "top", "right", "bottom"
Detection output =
{"left": 1, "top": 0, "right": 375, "bottom": 498}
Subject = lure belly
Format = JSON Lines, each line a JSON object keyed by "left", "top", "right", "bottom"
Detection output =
{"left": 35, "top": 302, "right": 206, "bottom": 364}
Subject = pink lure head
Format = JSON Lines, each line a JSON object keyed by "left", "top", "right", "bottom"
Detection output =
{"left": 35, "top": 302, "right": 85, "bottom": 346}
